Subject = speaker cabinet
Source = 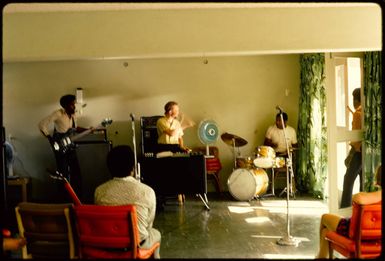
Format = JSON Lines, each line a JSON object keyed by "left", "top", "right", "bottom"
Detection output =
{"left": 140, "top": 116, "right": 162, "bottom": 157}
{"left": 75, "top": 141, "right": 112, "bottom": 204}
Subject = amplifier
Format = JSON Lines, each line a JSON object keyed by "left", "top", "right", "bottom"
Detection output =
{"left": 141, "top": 115, "right": 162, "bottom": 128}
{"left": 140, "top": 116, "right": 162, "bottom": 156}
{"left": 141, "top": 154, "right": 207, "bottom": 195}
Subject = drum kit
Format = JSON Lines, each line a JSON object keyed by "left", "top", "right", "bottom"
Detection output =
{"left": 224, "top": 108, "right": 300, "bottom": 247}
{"left": 221, "top": 133, "right": 287, "bottom": 201}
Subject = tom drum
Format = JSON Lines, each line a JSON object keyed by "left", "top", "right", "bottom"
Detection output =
{"left": 227, "top": 168, "right": 269, "bottom": 201}
{"left": 236, "top": 156, "right": 254, "bottom": 169}
{"left": 253, "top": 146, "right": 276, "bottom": 168}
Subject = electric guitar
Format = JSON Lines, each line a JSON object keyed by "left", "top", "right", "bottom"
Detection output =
{"left": 51, "top": 118, "right": 113, "bottom": 154}
{"left": 47, "top": 168, "right": 82, "bottom": 206}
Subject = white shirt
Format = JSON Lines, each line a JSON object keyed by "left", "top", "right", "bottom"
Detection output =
{"left": 94, "top": 176, "right": 157, "bottom": 242}
{"left": 265, "top": 125, "right": 297, "bottom": 153}
{"left": 38, "top": 108, "right": 76, "bottom": 136}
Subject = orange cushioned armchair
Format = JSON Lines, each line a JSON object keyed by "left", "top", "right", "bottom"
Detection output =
{"left": 325, "top": 191, "right": 382, "bottom": 258}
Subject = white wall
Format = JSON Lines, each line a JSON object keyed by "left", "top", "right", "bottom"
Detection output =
{"left": 3, "top": 55, "right": 300, "bottom": 199}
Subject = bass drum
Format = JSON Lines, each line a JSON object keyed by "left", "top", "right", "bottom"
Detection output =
{"left": 227, "top": 168, "right": 269, "bottom": 201}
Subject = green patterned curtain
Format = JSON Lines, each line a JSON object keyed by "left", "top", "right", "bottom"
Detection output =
{"left": 363, "top": 52, "right": 382, "bottom": 191}
{"left": 296, "top": 53, "right": 327, "bottom": 198}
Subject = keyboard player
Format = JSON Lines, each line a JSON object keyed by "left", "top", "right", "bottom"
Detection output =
{"left": 156, "top": 101, "right": 193, "bottom": 154}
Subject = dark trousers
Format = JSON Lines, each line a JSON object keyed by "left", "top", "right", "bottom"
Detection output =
{"left": 53, "top": 149, "right": 82, "bottom": 202}
{"left": 340, "top": 151, "right": 362, "bottom": 208}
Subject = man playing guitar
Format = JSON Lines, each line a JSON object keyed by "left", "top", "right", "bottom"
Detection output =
{"left": 38, "top": 94, "right": 92, "bottom": 202}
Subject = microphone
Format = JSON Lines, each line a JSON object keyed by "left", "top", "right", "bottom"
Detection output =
{"left": 276, "top": 106, "right": 283, "bottom": 112}
{"left": 130, "top": 113, "right": 135, "bottom": 121}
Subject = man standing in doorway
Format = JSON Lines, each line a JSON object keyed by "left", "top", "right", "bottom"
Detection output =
{"left": 340, "top": 88, "right": 363, "bottom": 208}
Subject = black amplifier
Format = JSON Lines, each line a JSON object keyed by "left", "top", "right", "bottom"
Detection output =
{"left": 140, "top": 154, "right": 207, "bottom": 195}
{"left": 140, "top": 116, "right": 162, "bottom": 156}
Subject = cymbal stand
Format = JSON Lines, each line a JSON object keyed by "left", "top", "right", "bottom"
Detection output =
{"left": 232, "top": 138, "right": 237, "bottom": 169}
{"left": 276, "top": 109, "right": 300, "bottom": 247}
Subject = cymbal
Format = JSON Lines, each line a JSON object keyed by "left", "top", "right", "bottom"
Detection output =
{"left": 221, "top": 132, "right": 248, "bottom": 147}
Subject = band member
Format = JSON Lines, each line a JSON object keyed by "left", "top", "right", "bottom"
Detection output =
{"left": 156, "top": 101, "right": 194, "bottom": 205}
{"left": 38, "top": 94, "right": 91, "bottom": 200}
{"left": 156, "top": 101, "right": 193, "bottom": 153}
{"left": 263, "top": 112, "right": 298, "bottom": 156}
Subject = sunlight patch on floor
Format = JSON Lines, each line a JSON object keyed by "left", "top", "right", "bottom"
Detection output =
{"left": 228, "top": 206, "right": 255, "bottom": 213}
{"left": 228, "top": 199, "right": 328, "bottom": 216}
{"left": 258, "top": 199, "right": 328, "bottom": 215}
{"left": 260, "top": 199, "right": 327, "bottom": 208}
{"left": 245, "top": 216, "right": 271, "bottom": 223}
{"left": 263, "top": 254, "right": 315, "bottom": 259}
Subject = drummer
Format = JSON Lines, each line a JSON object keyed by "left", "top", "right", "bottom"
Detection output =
{"left": 263, "top": 112, "right": 297, "bottom": 157}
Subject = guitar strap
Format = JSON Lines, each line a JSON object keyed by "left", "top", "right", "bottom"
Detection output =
{"left": 53, "top": 116, "right": 75, "bottom": 140}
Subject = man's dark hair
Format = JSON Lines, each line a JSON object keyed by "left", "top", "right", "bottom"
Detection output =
{"left": 164, "top": 101, "right": 178, "bottom": 114}
{"left": 59, "top": 94, "right": 76, "bottom": 108}
{"left": 106, "top": 145, "right": 135, "bottom": 178}
{"left": 276, "top": 112, "right": 288, "bottom": 122}
{"left": 352, "top": 88, "right": 361, "bottom": 103}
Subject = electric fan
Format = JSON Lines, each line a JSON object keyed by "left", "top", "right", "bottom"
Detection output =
{"left": 197, "top": 120, "right": 219, "bottom": 155}
{"left": 4, "top": 141, "right": 15, "bottom": 177}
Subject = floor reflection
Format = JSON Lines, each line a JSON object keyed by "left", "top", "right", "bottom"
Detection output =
{"left": 154, "top": 191, "right": 328, "bottom": 259}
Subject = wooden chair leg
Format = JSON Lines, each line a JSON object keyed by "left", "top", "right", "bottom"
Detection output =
{"left": 328, "top": 243, "right": 334, "bottom": 259}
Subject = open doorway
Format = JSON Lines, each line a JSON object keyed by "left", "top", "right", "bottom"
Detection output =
{"left": 326, "top": 53, "right": 364, "bottom": 214}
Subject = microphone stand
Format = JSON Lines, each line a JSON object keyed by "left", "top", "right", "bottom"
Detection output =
{"left": 232, "top": 138, "right": 237, "bottom": 170}
{"left": 276, "top": 109, "right": 300, "bottom": 247}
{"left": 130, "top": 113, "right": 140, "bottom": 181}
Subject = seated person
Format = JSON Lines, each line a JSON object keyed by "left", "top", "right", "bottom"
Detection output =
{"left": 94, "top": 145, "right": 161, "bottom": 258}
{"left": 156, "top": 101, "right": 192, "bottom": 153}
{"left": 316, "top": 165, "right": 382, "bottom": 258}
{"left": 263, "top": 112, "right": 297, "bottom": 157}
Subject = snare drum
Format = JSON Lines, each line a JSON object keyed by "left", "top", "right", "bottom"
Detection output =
{"left": 227, "top": 168, "right": 269, "bottom": 201}
{"left": 253, "top": 146, "right": 276, "bottom": 168}
{"left": 236, "top": 156, "right": 254, "bottom": 169}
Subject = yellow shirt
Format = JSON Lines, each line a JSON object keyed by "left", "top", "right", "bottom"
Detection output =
{"left": 156, "top": 116, "right": 183, "bottom": 144}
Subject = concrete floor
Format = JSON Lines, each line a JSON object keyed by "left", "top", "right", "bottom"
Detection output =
{"left": 154, "top": 191, "right": 329, "bottom": 259}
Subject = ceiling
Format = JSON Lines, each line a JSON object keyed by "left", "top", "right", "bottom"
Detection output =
{"left": 3, "top": 2, "right": 375, "bottom": 13}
